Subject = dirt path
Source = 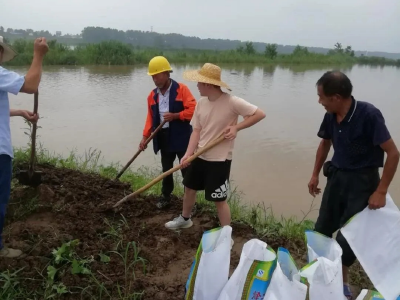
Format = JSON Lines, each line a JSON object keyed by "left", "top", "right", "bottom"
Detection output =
{"left": 1, "top": 164, "right": 370, "bottom": 299}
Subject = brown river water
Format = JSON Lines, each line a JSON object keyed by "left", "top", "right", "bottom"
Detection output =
{"left": 8, "top": 64, "right": 400, "bottom": 220}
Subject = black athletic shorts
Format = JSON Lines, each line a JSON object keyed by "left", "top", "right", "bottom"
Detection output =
{"left": 182, "top": 157, "right": 231, "bottom": 202}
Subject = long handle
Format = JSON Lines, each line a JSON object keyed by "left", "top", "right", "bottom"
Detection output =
{"left": 113, "top": 134, "right": 226, "bottom": 208}
{"left": 115, "top": 120, "right": 167, "bottom": 179}
{"left": 29, "top": 91, "right": 39, "bottom": 175}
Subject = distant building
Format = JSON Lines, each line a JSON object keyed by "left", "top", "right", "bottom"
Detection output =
{"left": 56, "top": 31, "right": 62, "bottom": 36}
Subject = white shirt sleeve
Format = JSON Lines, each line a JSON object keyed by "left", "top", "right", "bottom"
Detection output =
{"left": 0, "top": 66, "right": 25, "bottom": 96}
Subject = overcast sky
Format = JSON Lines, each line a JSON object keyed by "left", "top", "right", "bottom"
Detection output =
{"left": 1, "top": 0, "right": 399, "bottom": 53}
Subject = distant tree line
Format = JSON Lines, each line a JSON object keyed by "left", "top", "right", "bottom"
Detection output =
{"left": 233, "top": 41, "right": 358, "bottom": 61}
{"left": 1, "top": 25, "right": 399, "bottom": 60}
{"left": 3, "top": 39, "right": 399, "bottom": 68}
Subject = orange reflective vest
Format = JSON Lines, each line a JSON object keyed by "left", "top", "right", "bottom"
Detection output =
{"left": 143, "top": 79, "right": 197, "bottom": 153}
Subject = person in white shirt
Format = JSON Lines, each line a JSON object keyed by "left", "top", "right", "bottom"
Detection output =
{"left": 165, "top": 63, "right": 266, "bottom": 231}
{"left": 0, "top": 36, "right": 48, "bottom": 258}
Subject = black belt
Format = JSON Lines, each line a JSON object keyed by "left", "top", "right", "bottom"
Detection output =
{"left": 323, "top": 161, "right": 378, "bottom": 177}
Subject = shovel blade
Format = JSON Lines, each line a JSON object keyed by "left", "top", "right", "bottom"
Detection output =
{"left": 16, "top": 170, "right": 43, "bottom": 187}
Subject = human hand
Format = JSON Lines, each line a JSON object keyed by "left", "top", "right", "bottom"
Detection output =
{"left": 180, "top": 154, "right": 191, "bottom": 168}
{"left": 224, "top": 125, "right": 237, "bottom": 140}
{"left": 33, "top": 37, "right": 49, "bottom": 57}
{"left": 21, "top": 110, "right": 39, "bottom": 124}
{"left": 368, "top": 190, "right": 386, "bottom": 210}
{"left": 308, "top": 175, "right": 321, "bottom": 197}
{"left": 138, "top": 136, "right": 148, "bottom": 151}
{"left": 163, "top": 112, "right": 178, "bottom": 122}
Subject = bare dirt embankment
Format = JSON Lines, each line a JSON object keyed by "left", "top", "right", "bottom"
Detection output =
{"left": 1, "top": 164, "right": 370, "bottom": 299}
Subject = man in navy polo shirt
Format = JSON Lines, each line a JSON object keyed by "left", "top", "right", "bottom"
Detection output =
{"left": 308, "top": 71, "right": 399, "bottom": 300}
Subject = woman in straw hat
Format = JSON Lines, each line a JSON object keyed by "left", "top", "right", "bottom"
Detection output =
{"left": 0, "top": 36, "right": 48, "bottom": 258}
{"left": 165, "top": 63, "right": 266, "bottom": 232}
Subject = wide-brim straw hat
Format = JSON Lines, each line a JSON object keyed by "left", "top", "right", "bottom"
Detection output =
{"left": 0, "top": 36, "right": 17, "bottom": 63}
{"left": 183, "top": 63, "right": 231, "bottom": 91}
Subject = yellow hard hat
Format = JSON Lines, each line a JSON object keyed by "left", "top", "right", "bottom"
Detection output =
{"left": 147, "top": 56, "right": 173, "bottom": 76}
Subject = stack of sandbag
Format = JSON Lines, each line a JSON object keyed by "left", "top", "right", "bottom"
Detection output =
{"left": 341, "top": 194, "right": 400, "bottom": 300}
{"left": 185, "top": 226, "right": 232, "bottom": 300}
{"left": 263, "top": 247, "right": 307, "bottom": 300}
{"left": 299, "top": 230, "right": 347, "bottom": 300}
{"left": 218, "top": 239, "right": 277, "bottom": 300}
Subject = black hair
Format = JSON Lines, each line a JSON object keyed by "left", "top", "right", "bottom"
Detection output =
{"left": 316, "top": 71, "right": 353, "bottom": 98}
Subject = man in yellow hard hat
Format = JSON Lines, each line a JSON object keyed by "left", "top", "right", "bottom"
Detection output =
{"left": 139, "top": 56, "right": 197, "bottom": 209}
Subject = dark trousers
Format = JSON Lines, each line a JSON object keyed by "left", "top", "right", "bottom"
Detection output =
{"left": 0, "top": 154, "right": 12, "bottom": 250}
{"left": 314, "top": 161, "right": 380, "bottom": 267}
{"left": 158, "top": 129, "right": 186, "bottom": 198}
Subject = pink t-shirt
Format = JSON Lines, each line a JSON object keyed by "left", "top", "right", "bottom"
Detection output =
{"left": 190, "top": 93, "right": 258, "bottom": 161}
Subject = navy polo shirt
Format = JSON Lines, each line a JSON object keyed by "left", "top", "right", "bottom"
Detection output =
{"left": 317, "top": 96, "right": 391, "bottom": 170}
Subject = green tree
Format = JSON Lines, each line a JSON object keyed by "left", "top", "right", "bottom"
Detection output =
{"left": 244, "top": 41, "right": 256, "bottom": 55}
{"left": 236, "top": 45, "right": 244, "bottom": 54}
{"left": 345, "top": 45, "right": 355, "bottom": 57}
{"left": 265, "top": 43, "right": 278, "bottom": 59}
{"left": 292, "top": 45, "right": 309, "bottom": 55}
{"left": 334, "top": 42, "right": 343, "bottom": 54}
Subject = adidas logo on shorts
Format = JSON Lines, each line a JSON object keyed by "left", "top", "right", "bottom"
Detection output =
{"left": 211, "top": 180, "right": 230, "bottom": 199}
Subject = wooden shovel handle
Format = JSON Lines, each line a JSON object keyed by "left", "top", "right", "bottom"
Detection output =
{"left": 29, "top": 91, "right": 39, "bottom": 174}
{"left": 113, "top": 134, "right": 226, "bottom": 208}
{"left": 115, "top": 120, "right": 167, "bottom": 179}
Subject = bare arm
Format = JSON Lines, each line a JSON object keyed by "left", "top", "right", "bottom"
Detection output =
{"left": 19, "top": 54, "right": 44, "bottom": 94}
{"left": 236, "top": 108, "right": 266, "bottom": 131}
{"left": 18, "top": 37, "right": 48, "bottom": 94}
{"left": 312, "top": 139, "right": 332, "bottom": 177}
{"left": 10, "top": 109, "right": 23, "bottom": 117}
{"left": 10, "top": 109, "right": 39, "bottom": 123}
{"left": 376, "top": 138, "right": 400, "bottom": 194}
{"left": 185, "top": 128, "right": 201, "bottom": 156}
{"left": 308, "top": 139, "right": 332, "bottom": 196}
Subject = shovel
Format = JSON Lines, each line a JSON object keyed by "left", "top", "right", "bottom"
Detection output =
{"left": 16, "top": 91, "right": 42, "bottom": 187}
{"left": 112, "top": 134, "right": 226, "bottom": 208}
{"left": 115, "top": 120, "right": 167, "bottom": 180}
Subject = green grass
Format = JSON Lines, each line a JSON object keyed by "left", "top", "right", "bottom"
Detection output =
{"left": 3, "top": 39, "right": 400, "bottom": 67}
{"left": 0, "top": 238, "right": 146, "bottom": 300}
{"left": 12, "top": 143, "right": 316, "bottom": 240}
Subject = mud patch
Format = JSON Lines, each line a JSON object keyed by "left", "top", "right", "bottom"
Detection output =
{"left": 2, "top": 164, "right": 370, "bottom": 299}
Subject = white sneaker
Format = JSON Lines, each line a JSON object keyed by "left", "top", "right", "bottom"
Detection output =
{"left": 165, "top": 215, "right": 193, "bottom": 230}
